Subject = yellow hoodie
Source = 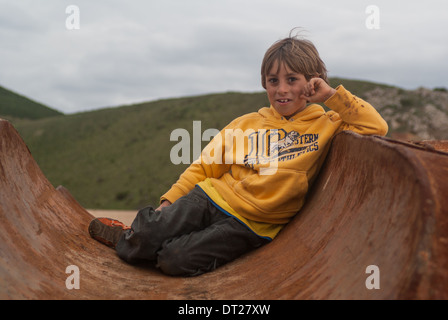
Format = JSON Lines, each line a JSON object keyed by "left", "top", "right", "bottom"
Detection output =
{"left": 161, "top": 85, "right": 388, "bottom": 239}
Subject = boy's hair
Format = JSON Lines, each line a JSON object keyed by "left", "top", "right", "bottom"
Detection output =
{"left": 261, "top": 33, "right": 328, "bottom": 89}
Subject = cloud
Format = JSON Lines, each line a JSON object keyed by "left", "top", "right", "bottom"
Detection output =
{"left": 0, "top": 0, "right": 447, "bottom": 113}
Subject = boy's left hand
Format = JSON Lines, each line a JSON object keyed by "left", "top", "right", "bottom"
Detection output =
{"left": 301, "top": 78, "right": 337, "bottom": 103}
{"left": 156, "top": 200, "right": 172, "bottom": 212}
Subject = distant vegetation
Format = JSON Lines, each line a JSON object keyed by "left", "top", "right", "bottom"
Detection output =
{"left": 1, "top": 78, "right": 447, "bottom": 210}
{"left": 7, "top": 90, "right": 269, "bottom": 210}
{"left": 0, "top": 85, "right": 63, "bottom": 120}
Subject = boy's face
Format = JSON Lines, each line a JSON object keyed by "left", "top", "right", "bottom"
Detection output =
{"left": 265, "top": 60, "right": 309, "bottom": 118}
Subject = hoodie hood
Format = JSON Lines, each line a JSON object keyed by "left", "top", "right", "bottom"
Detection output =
{"left": 258, "top": 104, "right": 326, "bottom": 123}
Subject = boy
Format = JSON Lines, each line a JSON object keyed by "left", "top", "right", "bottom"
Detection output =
{"left": 89, "top": 34, "right": 388, "bottom": 276}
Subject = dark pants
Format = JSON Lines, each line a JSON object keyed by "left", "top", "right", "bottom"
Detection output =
{"left": 115, "top": 186, "right": 269, "bottom": 276}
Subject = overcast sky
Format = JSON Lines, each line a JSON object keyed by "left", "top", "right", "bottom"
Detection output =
{"left": 1, "top": 0, "right": 447, "bottom": 114}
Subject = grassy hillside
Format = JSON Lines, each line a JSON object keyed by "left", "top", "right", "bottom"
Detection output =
{"left": 13, "top": 92, "right": 269, "bottom": 210}
{"left": 8, "top": 77, "right": 448, "bottom": 210}
{"left": 328, "top": 77, "right": 395, "bottom": 96}
{"left": 0, "top": 85, "right": 63, "bottom": 120}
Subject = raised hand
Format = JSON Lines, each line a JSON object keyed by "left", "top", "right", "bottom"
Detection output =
{"left": 300, "top": 78, "right": 336, "bottom": 103}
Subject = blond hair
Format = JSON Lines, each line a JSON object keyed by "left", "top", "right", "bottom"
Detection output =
{"left": 261, "top": 33, "right": 328, "bottom": 89}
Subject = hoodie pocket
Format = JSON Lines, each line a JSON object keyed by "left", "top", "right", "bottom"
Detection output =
{"left": 234, "top": 169, "right": 308, "bottom": 215}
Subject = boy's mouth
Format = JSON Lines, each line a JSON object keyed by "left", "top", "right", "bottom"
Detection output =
{"left": 277, "top": 99, "right": 292, "bottom": 104}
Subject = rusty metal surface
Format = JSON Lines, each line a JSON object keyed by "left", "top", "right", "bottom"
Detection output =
{"left": 421, "top": 140, "right": 448, "bottom": 152}
{"left": 1, "top": 118, "right": 448, "bottom": 300}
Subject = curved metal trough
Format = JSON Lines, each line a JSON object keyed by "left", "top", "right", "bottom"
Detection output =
{"left": 1, "top": 118, "right": 447, "bottom": 299}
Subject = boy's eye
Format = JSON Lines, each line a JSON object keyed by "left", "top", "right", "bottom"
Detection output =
{"left": 288, "top": 77, "right": 297, "bottom": 83}
{"left": 268, "top": 78, "right": 278, "bottom": 84}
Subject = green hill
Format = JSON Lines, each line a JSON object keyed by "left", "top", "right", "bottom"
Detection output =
{"left": 8, "top": 77, "right": 448, "bottom": 210}
{"left": 13, "top": 91, "right": 269, "bottom": 210}
{"left": 0, "top": 85, "right": 63, "bottom": 120}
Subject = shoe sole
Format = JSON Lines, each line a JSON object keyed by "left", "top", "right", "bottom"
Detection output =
{"left": 88, "top": 218, "right": 125, "bottom": 248}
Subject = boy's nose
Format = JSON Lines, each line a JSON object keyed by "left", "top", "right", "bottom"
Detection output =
{"left": 278, "top": 81, "right": 289, "bottom": 94}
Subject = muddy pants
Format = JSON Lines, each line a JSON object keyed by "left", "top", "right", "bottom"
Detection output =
{"left": 115, "top": 186, "right": 269, "bottom": 276}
